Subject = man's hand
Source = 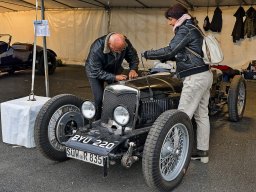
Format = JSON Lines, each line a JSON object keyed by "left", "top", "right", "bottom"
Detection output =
{"left": 129, "top": 70, "right": 138, "bottom": 79}
{"left": 115, "top": 74, "right": 127, "bottom": 81}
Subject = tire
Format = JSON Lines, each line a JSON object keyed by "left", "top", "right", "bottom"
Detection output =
{"left": 7, "top": 69, "right": 15, "bottom": 75}
{"left": 142, "top": 109, "right": 193, "bottom": 192}
{"left": 228, "top": 75, "right": 246, "bottom": 122}
{"left": 34, "top": 94, "right": 86, "bottom": 161}
{"left": 37, "top": 52, "right": 57, "bottom": 75}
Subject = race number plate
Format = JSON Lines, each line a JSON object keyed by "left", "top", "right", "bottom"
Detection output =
{"left": 66, "top": 147, "right": 104, "bottom": 166}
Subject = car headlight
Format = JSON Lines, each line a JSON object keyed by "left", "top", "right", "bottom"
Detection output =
{"left": 113, "top": 106, "right": 130, "bottom": 126}
{"left": 81, "top": 101, "right": 95, "bottom": 119}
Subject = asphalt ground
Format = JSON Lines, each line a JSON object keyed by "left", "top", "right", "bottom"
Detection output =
{"left": 0, "top": 65, "right": 256, "bottom": 192}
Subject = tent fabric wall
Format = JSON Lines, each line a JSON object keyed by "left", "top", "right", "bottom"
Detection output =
{"left": 109, "top": 8, "right": 171, "bottom": 68}
{"left": 0, "top": 9, "right": 108, "bottom": 64}
{"left": 110, "top": 7, "right": 256, "bottom": 69}
{"left": 46, "top": 9, "right": 108, "bottom": 64}
{"left": 0, "top": 6, "right": 255, "bottom": 69}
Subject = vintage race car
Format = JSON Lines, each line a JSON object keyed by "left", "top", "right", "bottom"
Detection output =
{"left": 0, "top": 34, "right": 57, "bottom": 75}
{"left": 35, "top": 66, "right": 246, "bottom": 191}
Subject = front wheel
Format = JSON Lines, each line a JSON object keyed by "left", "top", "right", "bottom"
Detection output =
{"left": 228, "top": 75, "right": 246, "bottom": 122}
{"left": 142, "top": 110, "right": 193, "bottom": 191}
{"left": 34, "top": 94, "right": 86, "bottom": 161}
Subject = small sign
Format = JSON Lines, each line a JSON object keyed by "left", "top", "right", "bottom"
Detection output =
{"left": 34, "top": 20, "right": 50, "bottom": 37}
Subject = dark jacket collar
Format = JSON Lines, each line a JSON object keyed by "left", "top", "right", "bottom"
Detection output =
{"left": 103, "top": 32, "right": 115, "bottom": 54}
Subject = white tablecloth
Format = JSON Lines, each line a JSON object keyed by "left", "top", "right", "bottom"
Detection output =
{"left": 1, "top": 96, "right": 50, "bottom": 148}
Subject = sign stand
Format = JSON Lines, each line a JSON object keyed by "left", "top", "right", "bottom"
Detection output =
{"left": 0, "top": 0, "right": 51, "bottom": 148}
{"left": 29, "top": 0, "right": 49, "bottom": 101}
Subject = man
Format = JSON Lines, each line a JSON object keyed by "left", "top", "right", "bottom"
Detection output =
{"left": 142, "top": 4, "right": 213, "bottom": 163}
{"left": 85, "top": 32, "right": 139, "bottom": 120}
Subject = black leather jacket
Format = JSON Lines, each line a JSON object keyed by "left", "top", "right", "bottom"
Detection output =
{"left": 145, "top": 19, "right": 207, "bottom": 78}
{"left": 85, "top": 33, "right": 139, "bottom": 83}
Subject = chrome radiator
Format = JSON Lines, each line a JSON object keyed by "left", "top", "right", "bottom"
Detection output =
{"left": 101, "top": 89, "right": 137, "bottom": 127}
{"left": 140, "top": 98, "right": 170, "bottom": 124}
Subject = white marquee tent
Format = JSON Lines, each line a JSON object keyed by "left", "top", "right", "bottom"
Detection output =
{"left": 0, "top": 0, "right": 255, "bottom": 69}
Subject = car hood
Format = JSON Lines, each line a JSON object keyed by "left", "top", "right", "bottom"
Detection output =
{"left": 123, "top": 72, "right": 183, "bottom": 93}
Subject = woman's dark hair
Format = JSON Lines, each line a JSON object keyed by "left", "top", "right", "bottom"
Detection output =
{"left": 165, "top": 4, "right": 188, "bottom": 19}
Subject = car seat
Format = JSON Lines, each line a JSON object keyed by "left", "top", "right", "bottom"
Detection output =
{"left": 0, "top": 41, "right": 8, "bottom": 54}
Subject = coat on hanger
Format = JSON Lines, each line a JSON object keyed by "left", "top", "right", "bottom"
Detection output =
{"left": 231, "top": 6, "right": 245, "bottom": 43}
{"left": 244, "top": 6, "right": 256, "bottom": 38}
{"left": 210, "top": 6, "right": 222, "bottom": 32}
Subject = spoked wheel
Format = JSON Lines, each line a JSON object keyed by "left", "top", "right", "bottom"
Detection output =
{"left": 228, "top": 75, "right": 246, "bottom": 122}
{"left": 35, "top": 94, "right": 86, "bottom": 161}
{"left": 142, "top": 110, "right": 193, "bottom": 191}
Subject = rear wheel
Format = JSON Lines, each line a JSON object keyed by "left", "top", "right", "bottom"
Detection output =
{"left": 228, "top": 75, "right": 246, "bottom": 122}
{"left": 34, "top": 94, "right": 86, "bottom": 161}
{"left": 37, "top": 52, "right": 57, "bottom": 75}
{"left": 142, "top": 109, "right": 193, "bottom": 191}
{"left": 7, "top": 69, "right": 15, "bottom": 75}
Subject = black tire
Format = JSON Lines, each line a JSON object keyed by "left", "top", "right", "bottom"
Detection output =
{"left": 37, "top": 52, "right": 57, "bottom": 75}
{"left": 228, "top": 75, "right": 246, "bottom": 122}
{"left": 34, "top": 94, "right": 86, "bottom": 161}
{"left": 142, "top": 109, "right": 193, "bottom": 192}
{"left": 7, "top": 68, "right": 15, "bottom": 75}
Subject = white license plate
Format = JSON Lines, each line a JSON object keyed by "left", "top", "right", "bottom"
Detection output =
{"left": 66, "top": 147, "right": 104, "bottom": 166}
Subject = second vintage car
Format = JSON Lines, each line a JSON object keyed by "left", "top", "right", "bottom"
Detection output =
{"left": 0, "top": 34, "right": 57, "bottom": 75}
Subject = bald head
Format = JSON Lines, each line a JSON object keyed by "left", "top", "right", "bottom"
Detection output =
{"left": 108, "top": 33, "right": 127, "bottom": 53}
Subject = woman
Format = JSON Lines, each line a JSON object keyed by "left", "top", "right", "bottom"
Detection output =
{"left": 143, "top": 3, "right": 213, "bottom": 163}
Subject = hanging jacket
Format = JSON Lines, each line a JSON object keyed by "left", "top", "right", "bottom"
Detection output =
{"left": 210, "top": 6, "right": 222, "bottom": 32}
{"left": 232, "top": 6, "right": 245, "bottom": 43}
{"left": 203, "top": 16, "right": 211, "bottom": 31}
{"left": 244, "top": 7, "right": 256, "bottom": 38}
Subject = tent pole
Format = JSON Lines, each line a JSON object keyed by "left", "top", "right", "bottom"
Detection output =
{"left": 106, "top": 1, "right": 111, "bottom": 33}
{"left": 41, "top": 0, "right": 49, "bottom": 97}
{"left": 107, "top": 8, "right": 111, "bottom": 33}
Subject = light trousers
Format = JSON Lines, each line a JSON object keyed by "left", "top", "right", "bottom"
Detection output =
{"left": 178, "top": 70, "right": 213, "bottom": 151}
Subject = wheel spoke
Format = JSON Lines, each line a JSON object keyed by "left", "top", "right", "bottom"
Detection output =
{"left": 237, "top": 82, "right": 245, "bottom": 114}
{"left": 161, "top": 130, "right": 183, "bottom": 159}
{"left": 160, "top": 124, "right": 188, "bottom": 180}
{"left": 161, "top": 154, "right": 179, "bottom": 176}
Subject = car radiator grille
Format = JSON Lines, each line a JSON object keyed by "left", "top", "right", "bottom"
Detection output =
{"left": 140, "top": 98, "right": 170, "bottom": 124}
{"left": 101, "top": 90, "right": 137, "bottom": 127}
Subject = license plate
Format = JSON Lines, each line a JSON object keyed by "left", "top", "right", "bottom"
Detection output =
{"left": 66, "top": 147, "right": 104, "bottom": 166}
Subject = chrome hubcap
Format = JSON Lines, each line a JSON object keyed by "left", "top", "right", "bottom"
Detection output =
{"left": 48, "top": 105, "right": 83, "bottom": 151}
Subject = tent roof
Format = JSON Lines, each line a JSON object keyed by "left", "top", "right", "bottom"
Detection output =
{"left": 0, "top": 0, "right": 254, "bottom": 12}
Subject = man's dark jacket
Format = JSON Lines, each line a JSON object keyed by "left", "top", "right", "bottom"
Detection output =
{"left": 85, "top": 33, "right": 139, "bottom": 83}
{"left": 144, "top": 19, "right": 207, "bottom": 78}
